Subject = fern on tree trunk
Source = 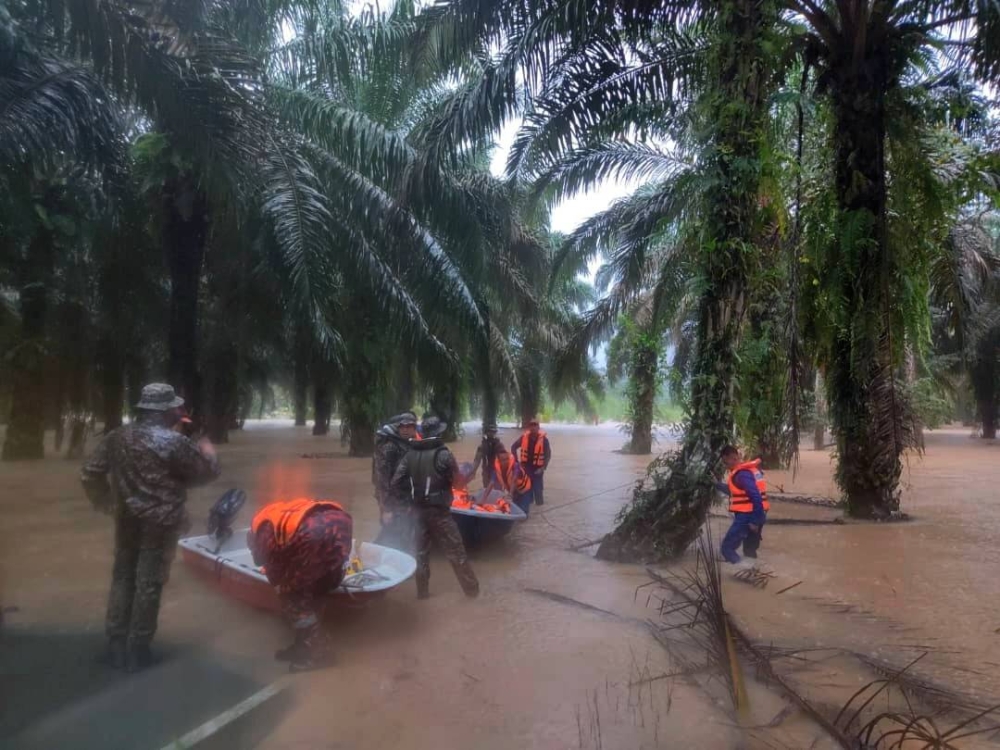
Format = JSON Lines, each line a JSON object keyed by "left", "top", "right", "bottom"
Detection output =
{"left": 598, "top": 0, "right": 777, "bottom": 562}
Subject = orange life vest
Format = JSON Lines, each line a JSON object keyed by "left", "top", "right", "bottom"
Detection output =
{"left": 727, "top": 460, "right": 769, "bottom": 514}
{"left": 517, "top": 431, "right": 548, "bottom": 468}
{"left": 250, "top": 498, "right": 345, "bottom": 546}
{"left": 494, "top": 456, "right": 532, "bottom": 495}
{"left": 451, "top": 489, "right": 473, "bottom": 509}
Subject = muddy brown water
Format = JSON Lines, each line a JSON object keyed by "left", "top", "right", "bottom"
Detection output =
{"left": 2, "top": 422, "right": 998, "bottom": 748}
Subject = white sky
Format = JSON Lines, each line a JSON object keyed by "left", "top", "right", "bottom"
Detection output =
{"left": 489, "top": 119, "right": 637, "bottom": 236}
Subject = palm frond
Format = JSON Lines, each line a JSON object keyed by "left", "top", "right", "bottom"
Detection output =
{"left": 0, "top": 24, "right": 123, "bottom": 175}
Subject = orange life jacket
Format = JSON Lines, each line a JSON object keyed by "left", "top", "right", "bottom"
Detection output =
{"left": 494, "top": 457, "right": 531, "bottom": 495}
{"left": 451, "top": 489, "right": 473, "bottom": 509}
{"left": 250, "top": 498, "right": 346, "bottom": 546}
{"left": 517, "top": 431, "right": 548, "bottom": 468}
{"left": 727, "top": 460, "right": 770, "bottom": 514}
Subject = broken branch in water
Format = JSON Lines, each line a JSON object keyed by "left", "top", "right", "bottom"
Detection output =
{"left": 523, "top": 588, "right": 630, "bottom": 622}
{"left": 774, "top": 581, "right": 803, "bottom": 596}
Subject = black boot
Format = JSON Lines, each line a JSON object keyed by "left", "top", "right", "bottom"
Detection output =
{"left": 275, "top": 630, "right": 309, "bottom": 663}
{"left": 98, "top": 637, "right": 127, "bottom": 670}
{"left": 288, "top": 630, "right": 333, "bottom": 673}
{"left": 125, "top": 643, "right": 160, "bottom": 674}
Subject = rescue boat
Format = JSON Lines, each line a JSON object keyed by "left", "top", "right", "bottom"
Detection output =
{"left": 450, "top": 487, "right": 527, "bottom": 547}
{"left": 178, "top": 531, "right": 417, "bottom": 614}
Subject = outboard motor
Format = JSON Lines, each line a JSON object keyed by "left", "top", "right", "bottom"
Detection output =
{"left": 207, "top": 488, "right": 246, "bottom": 553}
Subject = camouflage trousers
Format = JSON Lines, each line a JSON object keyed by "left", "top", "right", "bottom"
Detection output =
{"left": 413, "top": 506, "right": 479, "bottom": 598}
{"left": 106, "top": 514, "right": 179, "bottom": 647}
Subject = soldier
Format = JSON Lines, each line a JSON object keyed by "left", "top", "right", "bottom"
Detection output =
{"left": 391, "top": 416, "right": 479, "bottom": 599}
{"left": 511, "top": 417, "right": 551, "bottom": 507}
{"left": 469, "top": 421, "right": 504, "bottom": 487}
{"left": 247, "top": 498, "right": 353, "bottom": 672}
{"left": 372, "top": 411, "right": 418, "bottom": 550}
{"left": 81, "top": 383, "right": 220, "bottom": 672}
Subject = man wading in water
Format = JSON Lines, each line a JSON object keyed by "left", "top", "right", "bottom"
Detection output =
{"left": 718, "top": 445, "right": 769, "bottom": 568}
{"left": 392, "top": 416, "right": 479, "bottom": 599}
{"left": 372, "top": 411, "right": 418, "bottom": 550}
{"left": 511, "top": 417, "right": 551, "bottom": 507}
{"left": 469, "top": 421, "right": 504, "bottom": 487}
{"left": 81, "top": 383, "right": 220, "bottom": 671}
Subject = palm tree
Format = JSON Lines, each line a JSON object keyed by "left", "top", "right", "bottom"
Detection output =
{"left": 414, "top": 0, "right": 781, "bottom": 558}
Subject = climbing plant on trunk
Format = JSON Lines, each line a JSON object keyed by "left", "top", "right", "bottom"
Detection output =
{"left": 598, "top": 0, "right": 779, "bottom": 561}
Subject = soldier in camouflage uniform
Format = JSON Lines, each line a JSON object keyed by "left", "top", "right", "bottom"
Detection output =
{"left": 247, "top": 499, "right": 353, "bottom": 672}
{"left": 81, "top": 383, "right": 220, "bottom": 672}
{"left": 371, "top": 412, "right": 418, "bottom": 550}
{"left": 392, "top": 417, "right": 479, "bottom": 599}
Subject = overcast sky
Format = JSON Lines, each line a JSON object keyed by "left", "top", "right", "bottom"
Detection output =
{"left": 488, "top": 120, "right": 637, "bottom": 236}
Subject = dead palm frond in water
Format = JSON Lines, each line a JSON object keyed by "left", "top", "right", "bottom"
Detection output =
{"left": 832, "top": 653, "right": 1000, "bottom": 749}
{"left": 642, "top": 526, "right": 750, "bottom": 717}
{"left": 639, "top": 535, "right": 1000, "bottom": 748}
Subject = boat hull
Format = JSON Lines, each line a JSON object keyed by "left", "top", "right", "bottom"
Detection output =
{"left": 178, "top": 529, "right": 417, "bottom": 614}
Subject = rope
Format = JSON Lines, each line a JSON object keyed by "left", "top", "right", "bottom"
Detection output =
{"left": 537, "top": 477, "right": 642, "bottom": 543}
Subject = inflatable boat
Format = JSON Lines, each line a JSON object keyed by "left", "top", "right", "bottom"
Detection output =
{"left": 179, "top": 530, "right": 417, "bottom": 613}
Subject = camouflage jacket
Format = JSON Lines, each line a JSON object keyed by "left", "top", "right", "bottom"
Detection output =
{"left": 81, "top": 415, "right": 221, "bottom": 529}
{"left": 372, "top": 425, "right": 410, "bottom": 511}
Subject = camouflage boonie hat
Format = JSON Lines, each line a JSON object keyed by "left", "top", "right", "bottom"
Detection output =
{"left": 135, "top": 383, "right": 185, "bottom": 411}
{"left": 391, "top": 411, "right": 418, "bottom": 426}
{"left": 420, "top": 416, "right": 447, "bottom": 438}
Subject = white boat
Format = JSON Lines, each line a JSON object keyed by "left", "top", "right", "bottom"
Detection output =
{"left": 178, "top": 529, "right": 417, "bottom": 613}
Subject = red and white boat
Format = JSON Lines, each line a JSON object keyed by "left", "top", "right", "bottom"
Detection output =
{"left": 179, "top": 530, "right": 417, "bottom": 614}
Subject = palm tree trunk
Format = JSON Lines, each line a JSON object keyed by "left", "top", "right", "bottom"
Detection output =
{"left": 598, "top": 0, "right": 775, "bottom": 561}
{"left": 390, "top": 359, "right": 415, "bottom": 414}
{"left": 293, "top": 328, "right": 309, "bottom": 427}
{"left": 907, "top": 345, "right": 924, "bottom": 447}
{"left": 100, "top": 354, "right": 125, "bottom": 432}
{"left": 430, "top": 383, "right": 461, "bottom": 442}
{"left": 125, "top": 355, "right": 146, "bottom": 423}
{"left": 2, "top": 229, "right": 55, "bottom": 460}
{"left": 826, "top": 45, "right": 908, "bottom": 519}
{"left": 813, "top": 369, "right": 826, "bottom": 450}
{"left": 972, "top": 335, "right": 999, "bottom": 439}
{"left": 164, "top": 193, "right": 208, "bottom": 416}
{"left": 204, "top": 343, "right": 237, "bottom": 444}
{"left": 517, "top": 362, "right": 542, "bottom": 429}
{"left": 312, "top": 377, "right": 331, "bottom": 436}
{"left": 627, "top": 338, "right": 658, "bottom": 455}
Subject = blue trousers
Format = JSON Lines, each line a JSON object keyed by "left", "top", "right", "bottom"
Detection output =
{"left": 513, "top": 490, "right": 534, "bottom": 517}
{"left": 526, "top": 470, "right": 544, "bottom": 505}
{"left": 720, "top": 512, "right": 764, "bottom": 564}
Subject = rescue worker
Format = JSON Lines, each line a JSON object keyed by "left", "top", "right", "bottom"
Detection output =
{"left": 81, "top": 383, "right": 220, "bottom": 672}
{"left": 247, "top": 498, "right": 353, "bottom": 672}
{"left": 391, "top": 416, "right": 479, "bottom": 599}
{"left": 511, "top": 417, "right": 551, "bottom": 507}
{"left": 372, "top": 411, "right": 418, "bottom": 550}
{"left": 718, "top": 445, "right": 769, "bottom": 566}
{"left": 490, "top": 444, "right": 533, "bottom": 515}
{"left": 469, "top": 421, "right": 504, "bottom": 487}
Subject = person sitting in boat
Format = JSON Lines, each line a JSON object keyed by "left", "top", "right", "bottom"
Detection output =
{"left": 247, "top": 498, "right": 353, "bottom": 672}
{"left": 489, "top": 444, "right": 533, "bottom": 516}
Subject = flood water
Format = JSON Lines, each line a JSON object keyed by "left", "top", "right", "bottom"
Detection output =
{"left": 2, "top": 422, "right": 998, "bottom": 748}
